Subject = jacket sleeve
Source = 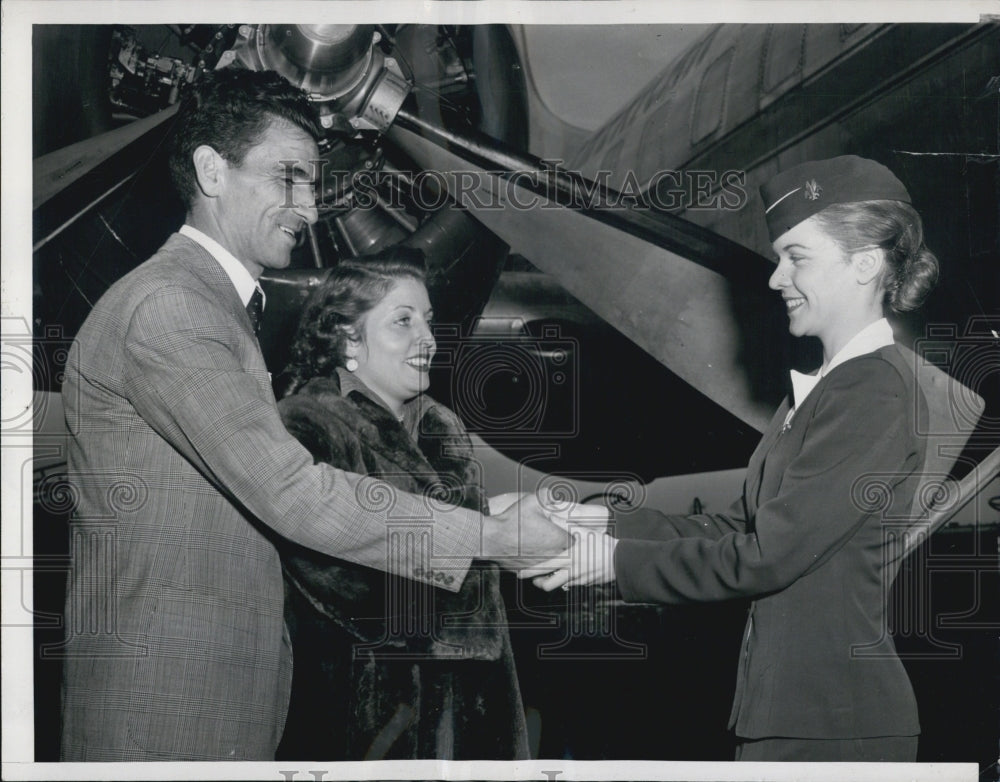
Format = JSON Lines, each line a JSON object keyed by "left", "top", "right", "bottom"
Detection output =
{"left": 613, "top": 496, "right": 747, "bottom": 541}
{"left": 121, "top": 286, "right": 479, "bottom": 591}
{"left": 615, "top": 356, "right": 916, "bottom": 604}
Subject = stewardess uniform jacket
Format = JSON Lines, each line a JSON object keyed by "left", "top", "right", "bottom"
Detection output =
{"left": 614, "top": 345, "right": 927, "bottom": 740}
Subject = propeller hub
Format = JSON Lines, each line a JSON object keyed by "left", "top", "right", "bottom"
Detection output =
{"left": 260, "top": 24, "right": 376, "bottom": 99}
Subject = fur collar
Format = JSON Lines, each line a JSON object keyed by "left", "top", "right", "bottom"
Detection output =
{"left": 277, "top": 374, "right": 500, "bottom": 659}
{"left": 287, "top": 374, "right": 486, "bottom": 514}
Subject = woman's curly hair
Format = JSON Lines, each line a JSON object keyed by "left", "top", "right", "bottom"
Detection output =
{"left": 274, "top": 246, "right": 427, "bottom": 399}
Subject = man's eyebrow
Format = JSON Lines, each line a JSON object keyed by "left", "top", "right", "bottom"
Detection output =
{"left": 276, "top": 160, "right": 315, "bottom": 179}
{"left": 779, "top": 242, "right": 808, "bottom": 253}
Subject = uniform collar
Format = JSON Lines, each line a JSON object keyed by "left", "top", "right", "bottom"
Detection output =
{"left": 789, "top": 318, "right": 894, "bottom": 408}
{"left": 180, "top": 224, "right": 264, "bottom": 309}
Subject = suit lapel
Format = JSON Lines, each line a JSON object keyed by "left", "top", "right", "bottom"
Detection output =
{"left": 162, "top": 234, "right": 272, "bottom": 399}
{"left": 167, "top": 233, "right": 258, "bottom": 342}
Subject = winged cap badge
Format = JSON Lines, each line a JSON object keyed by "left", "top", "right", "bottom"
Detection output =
{"left": 804, "top": 179, "right": 822, "bottom": 201}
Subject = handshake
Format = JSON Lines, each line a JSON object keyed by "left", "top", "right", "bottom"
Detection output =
{"left": 481, "top": 491, "right": 618, "bottom": 590}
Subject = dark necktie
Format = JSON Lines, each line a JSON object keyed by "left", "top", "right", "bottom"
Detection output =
{"left": 246, "top": 286, "right": 264, "bottom": 338}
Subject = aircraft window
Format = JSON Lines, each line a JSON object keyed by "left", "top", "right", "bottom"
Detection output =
{"left": 690, "top": 47, "right": 734, "bottom": 144}
{"left": 637, "top": 99, "right": 673, "bottom": 178}
{"left": 761, "top": 24, "right": 805, "bottom": 95}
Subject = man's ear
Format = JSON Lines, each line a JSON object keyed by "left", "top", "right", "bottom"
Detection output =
{"left": 191, "top": 145, "right": 226, "bottom": 198}
{"left": 851, "top": 247, "right": 885, "bottom": 286}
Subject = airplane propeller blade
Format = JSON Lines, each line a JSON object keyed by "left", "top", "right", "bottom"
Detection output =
{"left": 33, "top": 103, "right": 179, "bottom": 210}
{"left": 389, "top": 109, "right": 781, "bottom": 432}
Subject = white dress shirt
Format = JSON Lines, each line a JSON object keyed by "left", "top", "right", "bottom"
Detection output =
{"left": 179, "top": 224, "right": 265, "bottom": 309}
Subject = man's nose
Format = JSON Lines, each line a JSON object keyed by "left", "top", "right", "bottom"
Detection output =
{"left": 294, "top": 185, "right": 319, "bottom": 225}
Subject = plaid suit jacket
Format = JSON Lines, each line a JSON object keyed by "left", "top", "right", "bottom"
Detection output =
{"left": 59, "top": 233, "right": 482, "bottom": 761}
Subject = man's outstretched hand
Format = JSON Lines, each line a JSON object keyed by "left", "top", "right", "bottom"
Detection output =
{"left": 481, "top": 491, "right": 573, "bottom": 571}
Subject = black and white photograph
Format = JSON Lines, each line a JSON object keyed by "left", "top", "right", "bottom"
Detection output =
{"left": 3, "top": 2, "right": 999, "bottom": 780}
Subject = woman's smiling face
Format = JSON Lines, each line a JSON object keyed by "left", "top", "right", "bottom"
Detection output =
{"left": 768, "top": 215, "right": 877, "bottom": 359}
{"left": 350, "top": 277, "right": 436, "bottom": 415}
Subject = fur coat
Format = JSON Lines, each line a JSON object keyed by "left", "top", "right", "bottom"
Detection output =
{"left": 275, "top": 372, "right": 529, "bottom": 760}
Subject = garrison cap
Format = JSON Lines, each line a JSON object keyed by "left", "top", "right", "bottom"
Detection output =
{"left": 760, "top": 155, "right": 911, "bottom": 243}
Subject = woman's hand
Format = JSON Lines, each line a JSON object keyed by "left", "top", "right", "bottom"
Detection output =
{"left": 517, "top": 502, "right": 618, "bottom": 590}
{"left": 526, "top": 531, "right": 618, "bottom": 591}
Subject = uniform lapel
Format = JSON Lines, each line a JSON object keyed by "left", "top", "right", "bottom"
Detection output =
{"left": 743, "top": 397, "right": 791, "bottom": 517}
{"left": 748, "top": 375, "right": 833, "bottom": 516}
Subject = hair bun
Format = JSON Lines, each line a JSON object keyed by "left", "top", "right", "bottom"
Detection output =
{"left": 890, "top": 247, "right": 939, "bottom": 313}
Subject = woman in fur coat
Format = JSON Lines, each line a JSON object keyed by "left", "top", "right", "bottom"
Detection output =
{"left": 273, "top": 248, "right": 529, "bottom": 761}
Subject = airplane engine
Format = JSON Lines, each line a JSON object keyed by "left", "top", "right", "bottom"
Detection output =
{"left": 228, "top": 24, "right": 409, "bottom": 134}
{"left": 32, "top": 23, "right": 526, "bottom": 381}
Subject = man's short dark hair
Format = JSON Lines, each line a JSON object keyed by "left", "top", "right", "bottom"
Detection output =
{"left": 168, "top": 67, "right": 322, "bottom": 209}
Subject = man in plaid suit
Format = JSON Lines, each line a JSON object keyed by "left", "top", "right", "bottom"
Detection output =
{"left": 59, "top": 68, "right": 564, "bottom": 761}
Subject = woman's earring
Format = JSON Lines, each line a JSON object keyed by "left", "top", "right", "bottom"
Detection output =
{"left": 345, "top": 358, "right": 359, "bottom": 372}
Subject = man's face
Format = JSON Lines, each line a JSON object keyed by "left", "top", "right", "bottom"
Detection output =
{"left": 215, "top": 118, "right": 320, "bottom": 278}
